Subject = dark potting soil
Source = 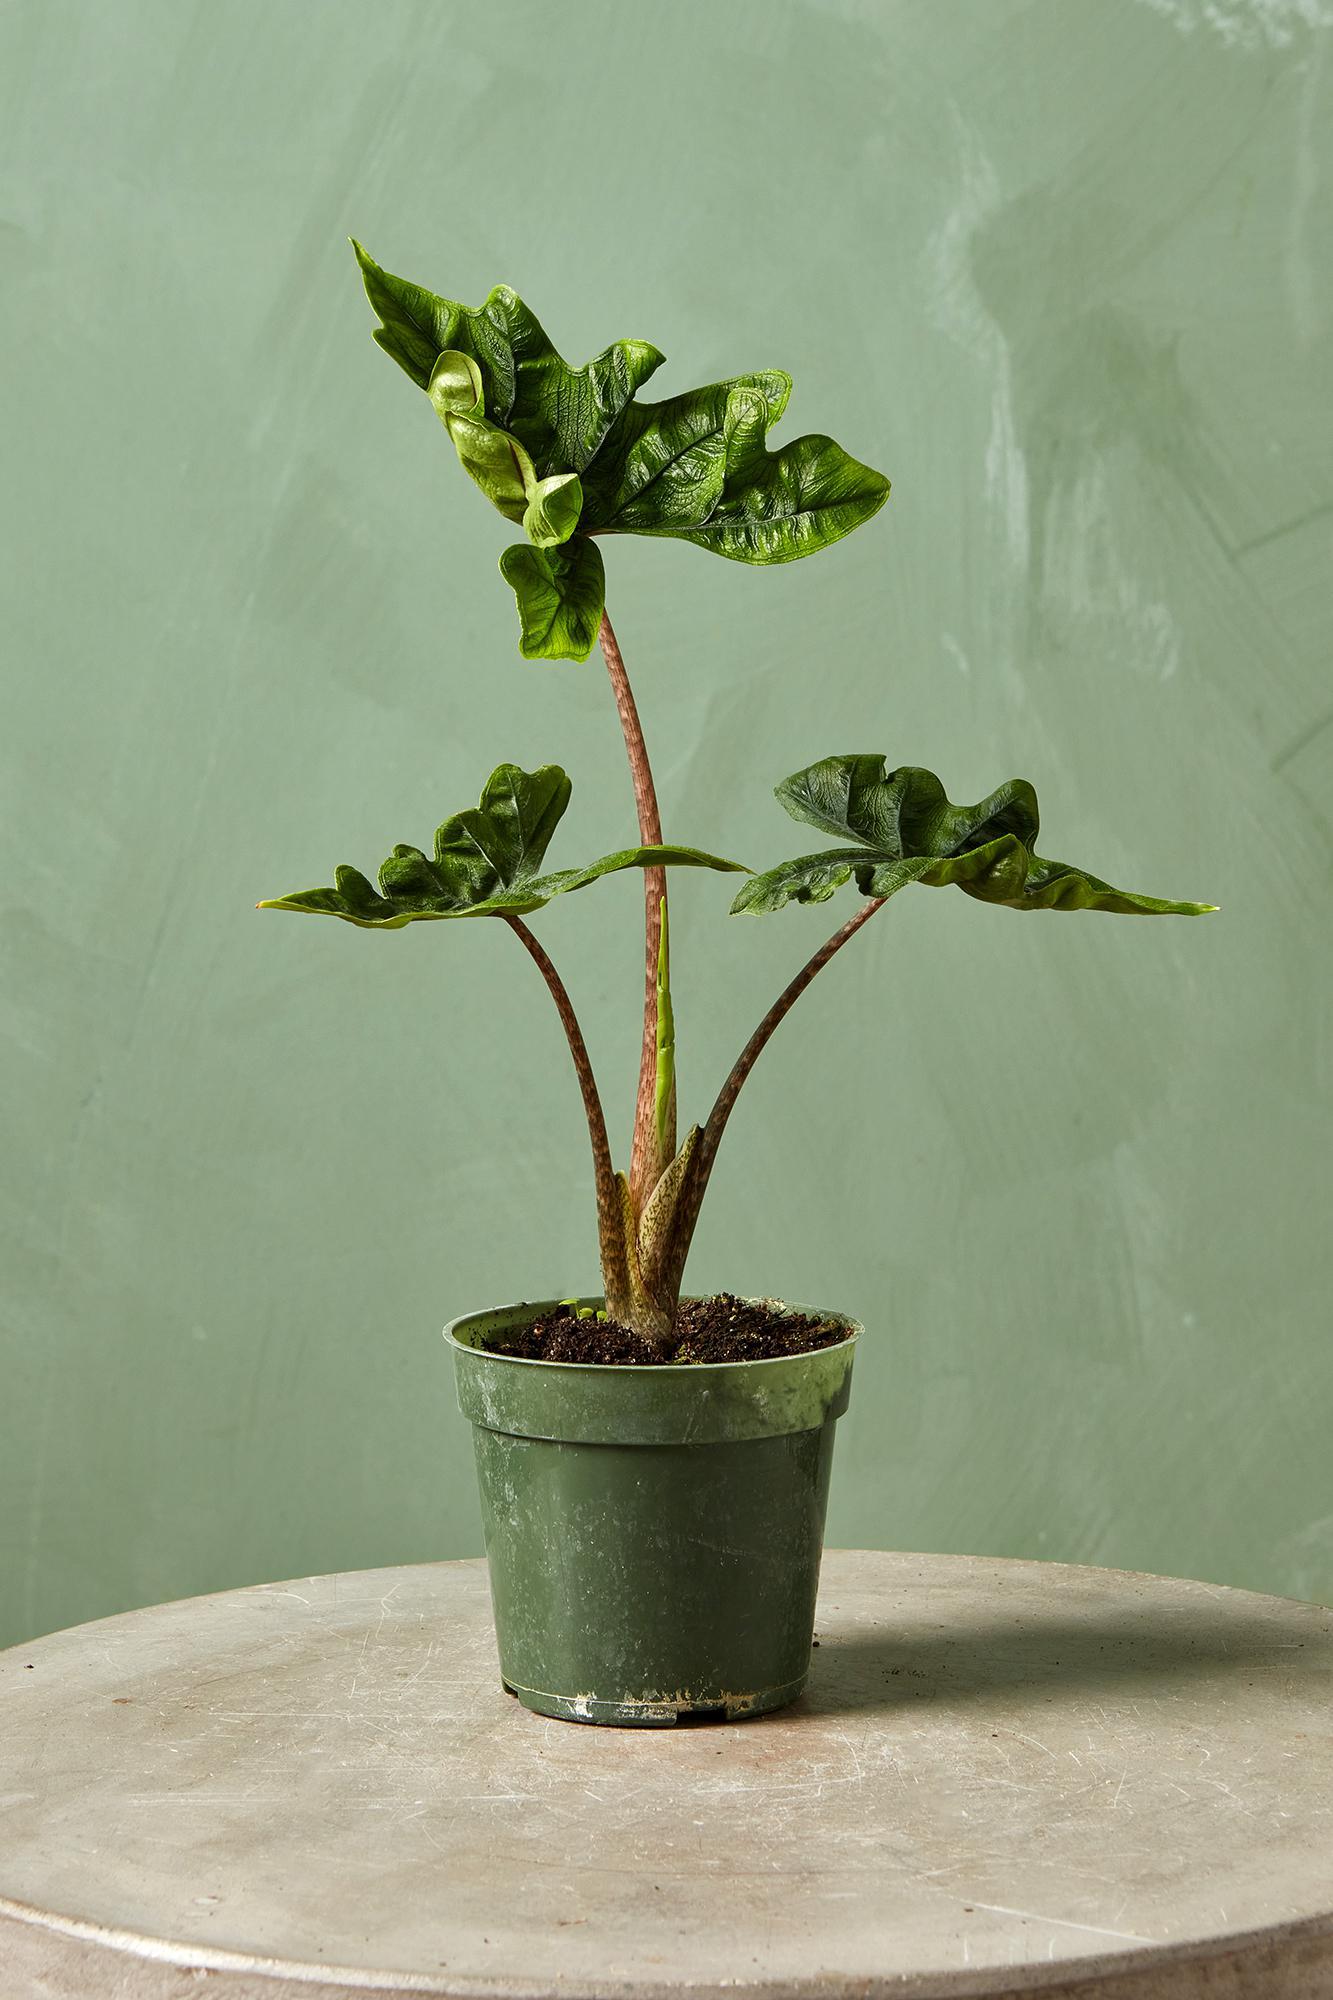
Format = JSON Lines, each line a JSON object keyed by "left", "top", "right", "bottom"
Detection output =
{"left": 485, "top": 1293, "right": 850, "bottom": 1366}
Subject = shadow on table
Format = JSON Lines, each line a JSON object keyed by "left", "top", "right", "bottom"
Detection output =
{"left": 801, "top": 1599, "right": 1324, "bottom": 1716}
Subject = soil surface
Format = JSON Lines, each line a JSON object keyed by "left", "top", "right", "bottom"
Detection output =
{"left": 485, "top": 1293, "right": 850, "bottom": 1366}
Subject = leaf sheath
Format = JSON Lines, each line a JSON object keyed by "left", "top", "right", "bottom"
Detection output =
{"left": 661, "top": 897, "right": 888, "bottom": 1304}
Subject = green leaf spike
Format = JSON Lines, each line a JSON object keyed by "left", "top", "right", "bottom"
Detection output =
{"left": 654, "top": 896, "right": 675, "bottom": 1163}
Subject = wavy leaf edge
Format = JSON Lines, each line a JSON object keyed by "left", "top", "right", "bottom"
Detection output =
{"left": 259, "top": 761, "right": 749, "bottom": 930}
{"left": 353, "top": 245, "right": 892, "bottom": 611}
{"left": 733, "top": 755, "right": 1216, "bottom": 917}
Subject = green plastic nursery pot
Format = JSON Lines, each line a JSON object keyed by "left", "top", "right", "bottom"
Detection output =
{"left": 446, "top": 1297, "right": 859, "bottom": 1728}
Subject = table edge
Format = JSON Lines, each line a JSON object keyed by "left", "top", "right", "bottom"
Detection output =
{"left": 4, "top": 1891, "right": 1333, "bottom": 2000}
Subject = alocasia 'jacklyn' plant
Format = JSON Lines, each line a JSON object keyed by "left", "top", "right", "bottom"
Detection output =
{"left": 262, "top": 245, "right": 1214, "bottom": 1350}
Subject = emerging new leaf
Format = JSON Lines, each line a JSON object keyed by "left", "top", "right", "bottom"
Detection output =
{"left": 523, "top": 472, "right": 584, "bottom": 549}
{"left": 426, "top": 349, "right": 586, "bottom": 554}
{"left": 427, "top": 350, "right": 483, "bottom": 421}
{"left": 260, "top": 762, "right": 746, "bottom": 929}
{"left": 442, "top": 411, "right": 536, "bottom": 524}
{"left": 733, "top": 756, "right": 1216, "bottom": 916}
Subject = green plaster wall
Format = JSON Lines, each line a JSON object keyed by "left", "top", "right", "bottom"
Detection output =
{"left": 3, "top": 0, "right": 1330, "bottom": 1648}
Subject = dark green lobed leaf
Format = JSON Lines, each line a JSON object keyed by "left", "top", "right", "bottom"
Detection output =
{"left": 669, "top": 385, "right": 890, "bottom": 564}
{"left": 578, "top": 373, "right": 792, "bottom": 536}
{"left": 734, "top": 755, "right": 1215, "bottom": 917}
{"left": 354, "top": 244, "right": 665, "bottom": 477}
{"left": 261, "top": 762, "right": 746, "bottom": 930}
{"left": 353, "top": 247, "right": 892, "bottom": 637}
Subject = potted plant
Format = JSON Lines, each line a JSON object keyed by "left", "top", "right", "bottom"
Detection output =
{"left": 261, "top": 246, "right": 1214, "bottom": 1727}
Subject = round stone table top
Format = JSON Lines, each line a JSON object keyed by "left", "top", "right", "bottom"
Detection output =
{"left": 2, "top": 1552, "right": 1331, "bottom": 2000}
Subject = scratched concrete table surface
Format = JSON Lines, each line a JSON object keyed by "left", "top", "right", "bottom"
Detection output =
{"left": 2, "top": 1553, "right": 1332, "bottom": 2000}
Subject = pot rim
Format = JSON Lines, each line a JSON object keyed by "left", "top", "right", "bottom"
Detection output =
{"left": 443, "top": 1293, "right": 861, "bottom": 1373}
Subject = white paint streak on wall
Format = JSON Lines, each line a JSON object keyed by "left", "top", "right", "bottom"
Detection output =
{"left": 1052, "top": 462, "right": 1182, "bottom": 682}
{"left": 1286, "top": 31, "right": 1328, "bottom": 345}
{"left": 1134, "top": 0, "right": 1333, "bottom": 49}
{"left": 1110, "top": 1138, "right": 1173, "bottom": 1359}
{"left": 941, "top": 632, "right": 971, "bottom": 678}
{"left": 928, "top": 117, "right": 1030, "bottom": 582}
{"left": 924, "top": 109, "right": 1058, "bottom": 750}
{"left": 927, "top": 111, "right": 1183, "bottom": 704}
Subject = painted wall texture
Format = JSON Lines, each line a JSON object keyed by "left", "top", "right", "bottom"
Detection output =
{"left": 2, "top": 0, "right": 1330, "bottom": 1650}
